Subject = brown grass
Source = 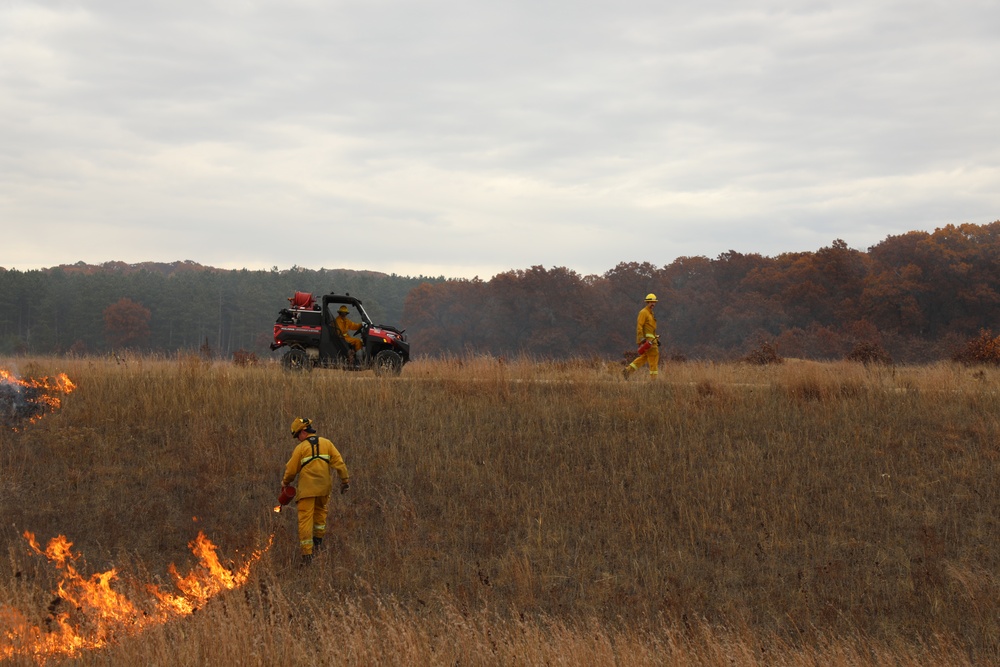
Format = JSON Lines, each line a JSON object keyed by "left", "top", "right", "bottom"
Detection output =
{"left": 1, "top": 353, "right": 998, "bottom": 665}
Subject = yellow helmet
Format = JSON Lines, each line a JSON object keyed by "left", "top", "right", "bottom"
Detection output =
{"left": 290, "top": 417, "right": 315, "bottom": 437}
{"left": 337, "top": 305, "right": 349, "bottom": 314}
{"left": 645, "top": 293, "right": 658, "bottom": 302}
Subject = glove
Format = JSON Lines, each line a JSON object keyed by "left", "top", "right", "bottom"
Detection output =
{"left": 341, "top": 481, "right": 350, "bottom": 494}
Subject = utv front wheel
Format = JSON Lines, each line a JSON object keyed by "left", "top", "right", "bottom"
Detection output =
{"left": 373, "top": 349, "right": 403, "bottom": 376}
{"left": 282, "top": 348, "right": 311, "bottom": 371}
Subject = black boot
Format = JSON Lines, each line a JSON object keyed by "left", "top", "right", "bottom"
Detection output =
{"left": 313, "top": 537, "right": 323, "bottom": 551}
{"left": 300, "top": 554, "right": 313, "bottom": 567}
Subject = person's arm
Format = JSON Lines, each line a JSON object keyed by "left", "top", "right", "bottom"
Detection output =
{"left": 282, "top": 445, "right": 302, "bottom": 486}
{"left": 325, "top": 441, "right": 351, "bottom": 492}
{"left": 329, "top": 448, "right": 349, "bottom": 483}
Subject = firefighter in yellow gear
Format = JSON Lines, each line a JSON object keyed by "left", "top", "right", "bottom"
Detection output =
{"left": 283, "top": 417, "right": 350, "bottom": 564}
{"left": 624, "top": 294, "right": 659, "bottom": 379}
{"left": 334, "top": 305, "right": 363, "bottom": 352}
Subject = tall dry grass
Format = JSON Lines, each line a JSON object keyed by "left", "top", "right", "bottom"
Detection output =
{"left": 1, "top": 353, "right": 998, "bottom": 665}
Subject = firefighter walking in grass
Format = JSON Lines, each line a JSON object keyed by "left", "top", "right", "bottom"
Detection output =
{"left": 624, "top": 293, "right": 659, "bottom": 380}
{"left": 283, "top": 417, "right": 350, "bottom": 565}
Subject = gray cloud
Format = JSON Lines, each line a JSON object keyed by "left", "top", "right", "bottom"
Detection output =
{"left": 2, "top": 0, "right": 998, "bottom": 277}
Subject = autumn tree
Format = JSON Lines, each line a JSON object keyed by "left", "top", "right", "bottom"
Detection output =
{"left": 103, "top": 298, "right": 152, "bottom": 349}
{"left": 660, "top": 255, "right": 722, "bottom": 352}
{"left": 482, "top": 266, "right": 600, "bottom": 356}
{"left": 402, "top": 279, "right": 490, "bottom": 355}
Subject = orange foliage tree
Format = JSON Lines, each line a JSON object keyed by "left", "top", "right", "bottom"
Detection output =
{"left": 103, "top": 298, "right": 152, "bottom": 349}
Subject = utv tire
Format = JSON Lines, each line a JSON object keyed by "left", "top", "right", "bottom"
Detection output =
{"left": 282, "top": 348, "right": 311, "bottom": 371}
{"left": 373, "top": 349, "right": 403, "bottom": 376}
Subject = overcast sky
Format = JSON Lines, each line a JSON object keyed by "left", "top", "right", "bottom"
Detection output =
{"left": 2, "top": 1, "right": 998, "bottom": 279}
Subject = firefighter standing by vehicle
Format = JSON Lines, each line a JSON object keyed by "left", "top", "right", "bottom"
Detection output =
{"left": 282, "top": 418, "right": 350, "bottom": 565}
{"left": 624, "top": 294, "right": 659, "bottom": 380}
{"left": 334, "top": 305, "right": 364, "bottom": 355}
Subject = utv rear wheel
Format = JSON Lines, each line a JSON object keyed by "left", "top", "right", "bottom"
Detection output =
{"left": 282, "top": 348, "right": 311, "bottom": 371}
{"left": 373, "top": 349, "right": 403, "bottom": 376}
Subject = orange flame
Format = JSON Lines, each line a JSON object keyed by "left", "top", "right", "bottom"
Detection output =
{"left": 0, "top": 369, "right": 77, "bottom": 429}
{"left": 0, "top": 370, "right": 76, "bottom": 394}
{"left": 1, "top": 531, "right": 271, "bottom": 662}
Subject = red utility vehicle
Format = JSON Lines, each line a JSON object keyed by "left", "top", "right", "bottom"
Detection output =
{"left": 270, "top": 292, "right": 410, "bottom": 376}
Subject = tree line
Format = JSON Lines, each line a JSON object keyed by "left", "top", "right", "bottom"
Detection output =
{"left": 401, "top": 222, "right": 1000, "bottom": 363}
{"left": 3, "top": 222, "right": 999, "bottom": 363}
{"left": 0, "top": 261, "right": 438, "bottom": 357}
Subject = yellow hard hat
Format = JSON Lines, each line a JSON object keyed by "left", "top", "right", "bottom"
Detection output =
{"left": 290, "top": 417, "right": 315, "bottom": 437}
{"left": 338, "top": 305, "right": 349, "bottom": 314}
{"left": 645, "top": 293, "right": 658, "bottom": 302}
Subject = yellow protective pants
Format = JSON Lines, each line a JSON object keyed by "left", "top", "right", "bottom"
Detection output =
{"left": 296, "top": 495, "right": 329, "bottom": 555}
{"left": 629, "top": 343, "right": 660, "bottom": 377}
{"left": 344, "top": 335, "right": 362, "bottom": 351}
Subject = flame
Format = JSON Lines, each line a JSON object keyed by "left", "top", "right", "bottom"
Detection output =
{"left": 1, "top": 531, "right": 271, "bottom": 662}
{"left": 0, "top": 370, "right": 76, "bottom": 394}
{"left": 0, "top": 370, "right": 77, "bottom": 429}
{"left": 147, "top": 532, "right": 258, "bottom": 613}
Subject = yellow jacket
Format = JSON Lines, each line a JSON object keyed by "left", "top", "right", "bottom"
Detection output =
{"left": 636, "top": 305, "right": 657, "bottom": 344}
{"left": 335, "top": 315, "right": 362, "bottom": 338}
{"left": 283, "top": 436, "right": 349, "bottom": 498}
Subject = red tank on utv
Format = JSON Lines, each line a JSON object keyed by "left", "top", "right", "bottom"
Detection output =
{"left": 270, "top": 292, "right": 410, "bottom": 376}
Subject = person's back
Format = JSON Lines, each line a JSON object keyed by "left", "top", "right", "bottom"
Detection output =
{"left": 287, "top": 435, "right": 339, "bottom": 497}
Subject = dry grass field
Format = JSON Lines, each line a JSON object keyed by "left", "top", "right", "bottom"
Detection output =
{"left": 1, "top": 354, "right": 998, "bottom": 665}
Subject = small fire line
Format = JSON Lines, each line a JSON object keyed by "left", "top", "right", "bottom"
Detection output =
{"left": 1, "top": 531, "right": 273, "bottom": 662}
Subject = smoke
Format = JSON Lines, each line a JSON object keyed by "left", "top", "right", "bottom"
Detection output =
{"left": 0, "top": 380, "right": 45, "bottom": 428}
